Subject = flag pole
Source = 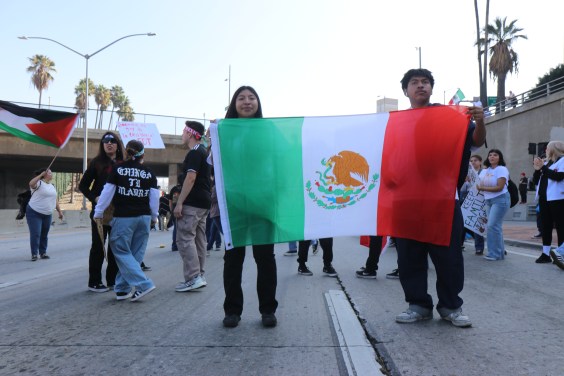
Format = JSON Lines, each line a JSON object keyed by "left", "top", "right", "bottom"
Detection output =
{"left": 46, "top": 147, "right": 62, "bottom": 170}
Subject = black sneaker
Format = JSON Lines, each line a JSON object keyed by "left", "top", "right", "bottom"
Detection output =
{"left": 323, "top": 264, "right": 338, "bottom": 277}
{"left": 298, "top": 264, "right": 313, "bottom": 276}
{"left": 223, "top": 314, "right": 241, "bottom": 328}
{"left": 386, "top": 269, "right": 400, "bottom": 279}
{"left": 31, "top": 255, "right": 38, "bottom": 261}
{"left": 141, "top": 264, "right": 152, "bottom": 271}
{"left": 261, "top": 313, "right": 277, "bottom": 327}
{"left": 130, "top": 286, "right": 156, "bottom": 302}
{"left": 116, "top": 291, "right": 133, "bottom": 301}
{"left": 88, "top": 284, "right": 110, "bottom": 293}
{"left": 40, "top": 254, "right": 50, "bottom": 259}
{"left": 535, "top": 253, "right": 552, "bottom": 264}
{"left": 356, "top": 269, "right": 377, "bottom": 279}
{"left": 532, "top": 233, "right": 542, "bottom": 239}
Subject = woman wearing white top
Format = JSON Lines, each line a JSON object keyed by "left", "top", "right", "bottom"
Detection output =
{"left": 477, "top": 149, "right": 510, "bottom": 260}
{"left": 532, "top": 141, "right": 564, "bottom": 268}
{"left": 26, "top": 168, "right": 63, "bottom": 261}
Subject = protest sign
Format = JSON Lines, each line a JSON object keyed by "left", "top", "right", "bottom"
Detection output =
{"left": 117, "top": 122, "right": 165, "bottom": 149}
{"left": 461, "top": 166, "right": 487, "bottom": 236}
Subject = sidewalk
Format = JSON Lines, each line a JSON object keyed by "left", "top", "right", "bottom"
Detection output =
{"left": 502, "top": 220, "right": 558, "bottom": 250}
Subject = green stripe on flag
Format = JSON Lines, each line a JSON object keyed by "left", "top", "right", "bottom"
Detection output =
{"left": 219, "top": 117, "right": 306, "bottom": 246}
{"left": 0, "top": 121, "right": 56, "bottom": 147}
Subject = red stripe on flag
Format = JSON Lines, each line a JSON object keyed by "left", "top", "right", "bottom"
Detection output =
{"left": 377, "top": 106, "right": 470, "bottom": 246}
{"left": 26, "top": 114, "right": 78, "bottom": 148}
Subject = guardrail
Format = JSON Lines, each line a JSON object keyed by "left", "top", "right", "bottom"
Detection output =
{"left": 486, "top": 75, "right": 564, "bottom": 116}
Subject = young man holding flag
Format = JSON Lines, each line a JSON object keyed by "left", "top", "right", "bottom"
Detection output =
{"left": 394, "top": 69, "right": 486, "bottom": 328}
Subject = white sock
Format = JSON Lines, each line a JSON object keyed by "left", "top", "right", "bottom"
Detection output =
{"left": 542, "top": 245, "right": 551, "bottom": 255}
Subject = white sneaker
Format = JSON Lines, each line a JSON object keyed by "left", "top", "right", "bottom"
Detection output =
{"left": 440, "top": 310, "right": 472, "bottom": 327}
{"left": 175, "top": 275, "right": 205, "bottom": 292}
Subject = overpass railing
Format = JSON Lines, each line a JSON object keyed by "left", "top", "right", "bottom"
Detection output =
{"left": 486, "top": 75, "right": 564, "bottom": 116}
{"left": 7, "top": 101, "right": 209, "bottom": 136}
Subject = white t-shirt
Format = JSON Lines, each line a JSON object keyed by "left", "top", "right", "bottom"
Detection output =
{"left": 478, "top": 166, "right": 509, "bottom": 200}
{"left": 28, "top": 181, "right": 58, "bottom": 215}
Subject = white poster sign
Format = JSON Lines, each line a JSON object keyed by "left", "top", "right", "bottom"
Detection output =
{"left": 461, "top": 166, "right": 487, "bottom": 235}
{"left": 117, "top": 122, "right": 165, "bottom": 149}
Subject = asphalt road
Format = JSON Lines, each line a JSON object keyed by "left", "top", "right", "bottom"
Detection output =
{"left": 1, "top": 228, "right": 562, "bottom": 376}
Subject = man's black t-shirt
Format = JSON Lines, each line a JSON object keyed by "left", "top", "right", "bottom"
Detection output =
{"left": 107, "top": 160, "right": 158, "bottom": 217}
{"left": 182, "top": 144, "right": 211, "bottom": 209}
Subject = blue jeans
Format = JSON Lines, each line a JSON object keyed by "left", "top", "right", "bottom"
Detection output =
{"left": 485, "top": 192, "right": 510, "bottom": 260}
{"left": 109, "top": 216, "right": 154, "bottom": 293}
{"left": 473, "top": 233, "right": 484, "bottom": 251}
{"left": 288, "top": 241, "right": 297, "bottom": 251}
{"left": 26, "top": 205, "right": 52, "bottom": 256}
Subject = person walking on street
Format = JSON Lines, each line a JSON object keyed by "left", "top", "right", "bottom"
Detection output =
{"left": 93, "top": 140, "right": 159, "bottom": 302}
{"left": 394, "top": 68, "right": 486, "bottom": 328}
{"left": 477, "top": 149, "right": 510, "bottom": 261}
{"left": 532, "top": 141, "right": 564, "bottom": 265}
{"left": 79, "top": 132, "right": 123, "bottom": 292}
{"left": 221, "top": 86, "right": 278, "bottom": 328}
{"left": 26, "top": 168, "right": 63, "bottom": 261}
{"left": 297, "top": 238, "right": 337, "bottom": 277}
{"left": 173, "top": 121, "right": 211, "bottom": 292}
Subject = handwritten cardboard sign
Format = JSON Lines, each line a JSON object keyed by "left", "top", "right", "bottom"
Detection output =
{"left": 117, "top": 122, "right": 165, "bottom": 149}
{"left": 461, "top": 166, "right": 487, "bottom": 235}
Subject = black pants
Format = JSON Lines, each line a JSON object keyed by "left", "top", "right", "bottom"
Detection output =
{"left": 223, "top": 244, "right": 278, "bottom": 316}
{"left": 539, "top": 198, "right": 564, "bottom": 247}
{"left": 365, "top": 236, "right": 383, "bottom": 272}
{"left": 519, "top": 186, "right": 527, "bottom": 203}
{"left": 88, "top": 213, "right": 118, "bottom": 287}
{"left": 396, "top": 202, "right": 464, "bottom": 311}
{"left": 297, "top": 238, "right": 333, "bottom": 266}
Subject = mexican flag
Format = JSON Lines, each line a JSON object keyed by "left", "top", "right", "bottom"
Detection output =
{"left": 0, "top": 100, "right": 79, "bottom": 148}
{"left": 448, "top": 89, "right": 466, "bottom": 105}
{"left": 210, "top": 106, "right": 471, "bottom": 249}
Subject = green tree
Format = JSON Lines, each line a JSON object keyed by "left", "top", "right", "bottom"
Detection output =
{"left": 108, "top": 85, "right": 125, "bottom": 129}
{"left": 479, "top": 17, "right": 527, "bottom": 110}
{"left": 26, "top": 54, "right": 56, "bottom": 108}
{"left": 530, "top": 64, "right": 564, "bottom": 100}
{"left": 94, "top": 84, "right": 111, "bottom": 129}
{"left": 74, "top": 78, "right": 95, "bottom": 128}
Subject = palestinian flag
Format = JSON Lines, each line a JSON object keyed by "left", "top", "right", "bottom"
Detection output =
{"left": 448, "top": 89, "right": 465, "bottom": 105}
{"left": 210, "top": 106, "right": 471, "bottom": 249}
{"left": 0, "top": 100, "right": 79, "bottom": 148}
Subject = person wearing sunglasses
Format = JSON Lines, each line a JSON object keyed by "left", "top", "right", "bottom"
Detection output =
{"left": 79, "top": 132, "right": 124, "bottom": 293}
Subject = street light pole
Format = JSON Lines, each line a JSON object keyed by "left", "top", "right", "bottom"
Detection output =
{"left": 224, "top": 64, "right": 231, "bottom": 110}
{"left": 19, "top": 33, "right": 156, "bottom": 209}
{"left": 415, "top": 47, "right": 422, "bottom": 68}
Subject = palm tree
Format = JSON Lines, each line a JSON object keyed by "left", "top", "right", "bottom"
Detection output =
{"left": 26, "top": 55, "right": 56, "bottom": 108}
{"left": 74, "top": 78, "right": 95, "bottom": 128}
{"left": 108, "top": 85, "right": 125, "bottom": 129}
{"left": 94, "top": 85, "right": 111, "bottom": 129}
{"left": 117, "top": 97, "right": 135, "bottom": 123}
{"left": 479, "top": 17, "right": 527, "bottom": 111}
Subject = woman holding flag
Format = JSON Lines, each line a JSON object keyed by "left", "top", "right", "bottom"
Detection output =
{"left": 222, "top": 86, "right": 278, "bottom": 328}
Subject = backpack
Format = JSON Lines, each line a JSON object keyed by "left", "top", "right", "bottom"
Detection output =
{"left": 15, "top": 189, "right": 32, "bottom": 220}
{"left": 507, "top": 179, "right": 519, "bottom": 208}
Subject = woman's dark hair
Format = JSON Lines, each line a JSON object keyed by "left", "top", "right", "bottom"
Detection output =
{"left": 224, "top": 85, "right": 263, "bottom": 119}
{"left": 91, "top": 131, "right": 124, "bottom": 173}
{"left": 470, "top": 154, "right": 482, "bottom": 161}
{"left": 400, "top": 68, "right": 435, "bottom": 90}
{"left": 125, "top": 139, "right": 145, "bottom": 161}
{"left": 483, "top": 149, "right": 506, "bottom": 167}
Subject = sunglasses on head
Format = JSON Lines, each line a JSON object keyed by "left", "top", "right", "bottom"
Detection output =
{"left": 102, "top": 139, "right": 117, "bottom": 144}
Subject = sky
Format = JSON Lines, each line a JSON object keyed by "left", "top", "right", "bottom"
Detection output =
{"left": 2, "top": 0, "right": 563, "bottom": 135}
